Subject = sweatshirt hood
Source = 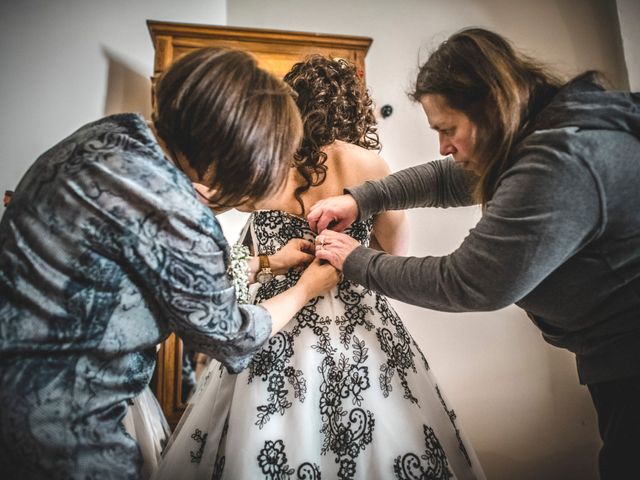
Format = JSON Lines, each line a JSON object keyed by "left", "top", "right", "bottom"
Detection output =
{"left": 532, "top": 72, "right": 640, "bottom": 140}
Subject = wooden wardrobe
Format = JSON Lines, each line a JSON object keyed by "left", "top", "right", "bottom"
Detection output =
{"left": 147, "top": 20, "right": 372, "bottom": 428}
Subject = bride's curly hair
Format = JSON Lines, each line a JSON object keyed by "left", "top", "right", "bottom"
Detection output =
{"left": 283, "top": 55, "right": 380, "bottom": 215}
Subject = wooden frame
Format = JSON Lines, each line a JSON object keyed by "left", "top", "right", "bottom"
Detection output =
{"left": 147, "top": 20, "right": 372, "bottom": 429}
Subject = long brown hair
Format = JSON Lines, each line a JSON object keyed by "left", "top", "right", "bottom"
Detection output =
{"left": 153, "top": 47, "right": 302, "bottom": 208}
{"left": 284, "top": 55, "right": 380, "bottom": 215}
{"left": 412, "top": 28, "right": 564, "bottom": 205}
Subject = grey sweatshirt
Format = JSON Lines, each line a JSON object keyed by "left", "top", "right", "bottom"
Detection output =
{"left": 344, "top": 75, "right": 640, "bottom": 385}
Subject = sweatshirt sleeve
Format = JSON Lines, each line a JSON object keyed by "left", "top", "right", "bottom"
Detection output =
{"left": 343, "top": 132, "right": 603, "bottom": 311}
{"left": 346, "top": 157, "right": 477, "bottom": 220}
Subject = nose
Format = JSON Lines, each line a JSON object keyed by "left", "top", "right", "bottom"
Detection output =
{"left": 439, "top": 133, "right": 455, "bottom": 156}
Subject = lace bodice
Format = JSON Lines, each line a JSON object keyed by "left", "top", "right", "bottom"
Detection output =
{"left": 249, "top": 209, "right": 373, "bottom": 255}
{"left": 244, "top": 209, "right": 373, "bottom": 303}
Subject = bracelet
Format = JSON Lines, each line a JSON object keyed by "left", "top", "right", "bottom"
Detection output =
{"left": 227, "top": 243, "right": 250, "bottom": 304}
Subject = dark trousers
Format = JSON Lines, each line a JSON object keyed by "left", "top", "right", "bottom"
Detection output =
{"left": 587, "top": 375, "right": 640, "bottom": 480}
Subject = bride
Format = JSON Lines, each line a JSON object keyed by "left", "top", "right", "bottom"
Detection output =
{"left": 153, "top": 55, "right": 485, "bottom": 480}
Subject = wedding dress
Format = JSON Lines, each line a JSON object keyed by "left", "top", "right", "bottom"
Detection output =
{"left": 153, "top": 210, "right": 485, "bottom": 480}
{"left": 122, "top": 386, "right": 171, "bottom": 479}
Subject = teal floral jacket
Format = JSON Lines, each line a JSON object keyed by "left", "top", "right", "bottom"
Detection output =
{"left": 0, "top": 114, "right": 271, "bottom": 479}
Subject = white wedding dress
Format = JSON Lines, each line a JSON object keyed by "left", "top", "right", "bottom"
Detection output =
{"left": 122, "top": 386, "right": 171, "bottom": 479}
{"left": 153, "top": 210, "right": 485, "bottom": 480}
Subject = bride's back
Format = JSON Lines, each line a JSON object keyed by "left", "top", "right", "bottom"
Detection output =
{"left": 243, "top": 54, "right": 408, "bottom": 255}
{"left": 254, "top": 139, "right": 388, "bottom": 218}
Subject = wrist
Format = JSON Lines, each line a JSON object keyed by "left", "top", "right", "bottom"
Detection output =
{"left": 255, "top": 254, "right": 275, "bottom": 284}
{"left": 247, "top": 256, "right": 259, "bottom": 283}
{"left": 268, "top": 251, "right": 288, "bottom": 275}
{"left": 291, "top": 279, "right": 313, "bottom": 303}
{"left": 342, "top": 190, "right": 363, "bottom": 221}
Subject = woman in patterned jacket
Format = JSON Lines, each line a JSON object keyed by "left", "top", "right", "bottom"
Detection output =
{"left": 0, "top": 47, "right": 338, "bottom": 479}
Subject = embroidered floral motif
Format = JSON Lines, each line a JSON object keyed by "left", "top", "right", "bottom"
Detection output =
{"left": 258, "top": 440, "right": 294, "bottom": 477}
{"left": 316, "top": 336, "right": 375, "bottom": 478}
{"left": 393, "top": 425, "right": 453, "bottom": 480}
{"left": 256, "top": 439, "right": 321, "bottom": 480}
{"left": 211, "top": 417, "right": 229, "bottom": 480}
{"left": 436, "top": 385, "right": 472, "bottom": 466}
{"left": 248, "top": 211, "right": 426, "bottom": 451}
{"left": 335, "top": 281, "right": 375, "bottom": 348}
{"left": 248, "top": 331, "right": 307, "bottom": 429}
{"left": 189, "top": 428, "right": 207, "bottom": 463}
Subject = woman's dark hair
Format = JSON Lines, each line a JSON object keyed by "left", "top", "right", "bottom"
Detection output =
{"left": 153, "top": 47, "right": 302, "bottom": 208}
{"left": 411, "top": 28, "right": 567, "bottom": 205}
{"left": 284, "top": 55, "right": 380, "bottom": 215}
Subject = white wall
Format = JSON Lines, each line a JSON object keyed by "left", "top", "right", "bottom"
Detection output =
{"left": 617, "top": 0, "right": 640, "bottom": 90}
{"left": 0, "top": 0, "right": 226, "bottom": 206}
{"left": 226, "top": 1, "right": 629, "bottom": 479}
{"left": 1, "top": 1, "right": 634, "bottom": 478}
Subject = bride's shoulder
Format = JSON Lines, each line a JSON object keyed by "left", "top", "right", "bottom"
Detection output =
{"left": 326, "top": 140, "right": 390, "bottom": 183}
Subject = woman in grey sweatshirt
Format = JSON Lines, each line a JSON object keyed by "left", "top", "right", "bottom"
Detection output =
{"left": 309, "top": 28, "right": 640, "bottom": 479}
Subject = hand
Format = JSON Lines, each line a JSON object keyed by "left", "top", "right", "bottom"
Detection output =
{"left": 307, "top": 194, "right": 358, "bottom": 233}
{"left": 270, "top": 238, "right": 315, "bottom": 275}
{"left": 262, "top": 257, "right": 340, "bottom": 335}
{"left": 296, "top": 257, "right": 341, "bottom": 299}
{"left": 314, "top": 229, "right": 360, "bottom": 271}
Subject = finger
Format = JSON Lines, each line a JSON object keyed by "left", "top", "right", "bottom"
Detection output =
{"left": 298, "top": 251, "right": 315, "bottom": 263}
{"left": 319, "top": 229, "right": 341, "bottom": 241}
{"left": 300, "top": 240, "right": 315, "bottom": 254}
{"left": 307, "top": 200, "right": 322, "bottom": 215}
{"left": 314, "top": 248, "right": 331, "bottom": 263}
{"left": 316, "top": 214, "right": 332, "bottom": 232}
{"left": 331, "top": 218, "right": 351, "bottom": 233}
{"left": 315, "top": 248, "right": 338, "bottom": 268}
{"left": 307, "top": 206, "right": 322, "bottom": 232}
{"left": 291, "top": 237, "right": 306, "bottom": 248}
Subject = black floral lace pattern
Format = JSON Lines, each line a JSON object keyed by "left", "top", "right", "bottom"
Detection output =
{"left": 393, "top": 425, "right": 453, "bottom": 480}
{"left": 156, "top": 209, "right": 483, "bottom": 479}
{"left": 189, "top": 428, "right": 207, "bottom": 464}
{"left": 257, "top": 439, "right": 321, "bottom": 480}
{"left": 247, "top": 211, "right": 433, "bottom": 477}
{"left": 375, "top": 297, "right": 420, "bottom": 404}
{"left": 247, "top": 211, "right": 377, "bottom": 435}
{"left": 315, "top": 335, "right": 374, "bottom": 479}
{"left": 247, "top": 331, "right": 307, "bottom": 428}
{"left": 211, "top": 419, "right": 228, "bottom": 480}
{"left": 436, "top": 385, "right": 472, "bottom": 467}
